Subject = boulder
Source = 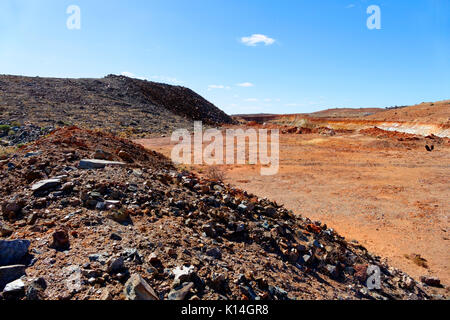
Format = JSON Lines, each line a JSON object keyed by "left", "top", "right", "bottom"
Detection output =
{"left": 50, "top": 230, "right": 70, "bottom": 250}
{"left": 78, "top": 159, "right": 125, "bottom": 169}
{"left": 1, "top": 200, "right": 23, "bottom": 220}
{"left": 0, "top": 240, "right": 30, "bottom": 266}
{"left": 0, "top": 265, "right": 26, "bottom": 290}
{"left": 123, "top": 274, "right": 159, "bottom": 300}
{"left": 3, "top": 279, "right": 25, "bottom": 294}
{"left": 420, "top": 276, "right": 441, "bottom": 287}
{"left": 106, "top": 257, "right": 125, "bottom": 274}
{"left": 31, "top": 179, "right": 61, "bottom": 192}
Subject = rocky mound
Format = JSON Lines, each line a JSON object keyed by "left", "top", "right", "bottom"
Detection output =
{"left": 0, "top": 74, "right": 232, "bottom": 137}
{"left": 0, "top": 127, "right": 435, "bottom": 300}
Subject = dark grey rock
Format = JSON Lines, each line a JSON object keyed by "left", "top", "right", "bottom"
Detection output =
{"left": 0, "top": 265, "right": 26, "bottom": 290}
{"left": 0, "top": 240, "right": 30, "bottom": 266}
{"left": 168, "top": 282, "right": 194, "bottom": 300}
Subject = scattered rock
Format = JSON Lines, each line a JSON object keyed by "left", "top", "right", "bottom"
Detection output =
{"left": 2, "top": 200, "right": 23, "bottom": 219}
{"left": 0, "top": 222, "right": 14, "bottom": 237}
{"left": 202, "top": 223, "right": 217, "bottom": 238}
{"left": 108, "top": 210, "right": 129, "bottom": 223}
{"left": 123, "top": 274, "right": 159, "bottom": 300}
{"left": 93, "top": 149, "right": 113, "bottom": 161}
{"left": 148, "top": 253, "right": 161, "bottom": 265}
{"left": 0, "top": 240, "right": 30, "bottom": 266}
{"left": 110, "top": 233, "right": 122, "bottom": 241}
{"left": 206, "top": 247, "right": 222, "bottom": 259}
{"left": 0, "top": 265, "right": 26, "bottom": 290}
{"left": 24, "top": 277, "right": 47, "bottom": 300}
{"left": 118, "top": 150, "right": 133, "bottom": 163}
{"left": 107, "top": 257, "right": 125, "bottom": 274}
{"left": 420, "top": 276, "right": 441, "bottom": 287}
{"left": 78, "top": 159, "right": 125, "bottom": 169}
{"left": 168, "top": 282, "right": 194, "bottom": 300}
{"left": 173, "top": 265, "right": 195, "bottom": 284}
{"left": 31, "top": 178, "right": 61, "bottom": 192}
{"left": 50, "top": 230, "right": 70, "bottom": 250}
{"left": 3, "top": 279, "right": 25, "bottom": 299}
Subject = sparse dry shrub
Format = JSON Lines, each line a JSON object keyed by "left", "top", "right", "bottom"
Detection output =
{"left": 404, "top": 254, "right": 429, "bottom": 269}
{"left": 205, "top": 165, "right": 226, "bottom": 182}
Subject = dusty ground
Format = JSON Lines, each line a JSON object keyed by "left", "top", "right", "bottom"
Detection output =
{"left": 137, "top": 127, "right": 450, "bottom": 293}
{"left": 3, "top": 127, "right": 432, "bottom": 300}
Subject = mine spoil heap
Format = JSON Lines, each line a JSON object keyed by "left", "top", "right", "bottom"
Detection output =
{"left": 0, "top": 74, "right": 233, "bottom": 137}
{"left": 0, "top": 127, "right": 433, "bottom": 300}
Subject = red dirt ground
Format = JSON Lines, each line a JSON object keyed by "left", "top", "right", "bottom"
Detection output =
{"left": 137, "top": 128, "right": 450, "bottom": 293}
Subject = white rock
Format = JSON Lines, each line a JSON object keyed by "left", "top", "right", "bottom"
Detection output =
{"left": 4, "top": 279, "right": 25, "bottom": 293}
{"left": 173, "top": 265, "right": 194, "bottom": 282}
{"left": 31, "top": 179, "right": 61, "bottom": 191}
{"left": 78, "top": 159, "right": 125, "bottom": 169}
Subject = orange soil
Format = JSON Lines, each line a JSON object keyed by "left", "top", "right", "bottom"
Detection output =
{"left": 137, "top": 128, "right": 450, "bottom": 291}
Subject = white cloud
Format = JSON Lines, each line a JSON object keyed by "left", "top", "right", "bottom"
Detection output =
{"left": 237, "top": 82, "right": 254, "bottom": 87}
{"left": 208, "top": 84, "right": 231, "bottom": 91}
{"left": 244, "top": 98, "right": 258, "bottom": 102}
{"left": 208, "top": 84, "right": 225, "bottom": 89}
{"left": 240, "top": 34, "right": 275, "bottom": 46}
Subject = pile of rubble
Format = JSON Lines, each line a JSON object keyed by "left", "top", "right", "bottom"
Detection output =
{"left": 0, "top": 127, "right": 438, "bottom": 300}
{"left": 0, "top": 75, "right": 233, "bottom": 137}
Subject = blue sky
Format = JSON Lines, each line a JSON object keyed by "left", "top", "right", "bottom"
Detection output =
{"left": 0, "top": 0, "right": 449, "bottom": 115}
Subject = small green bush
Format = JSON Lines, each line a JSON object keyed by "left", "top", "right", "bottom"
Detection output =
{"left": 0, "top": 125, "right": 11, "bottom": 133}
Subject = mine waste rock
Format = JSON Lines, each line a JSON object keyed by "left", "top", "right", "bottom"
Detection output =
{"left": 0, "top": 75, "right": 233, "bottom": 137}
{"left": 0, "top": 127, "right": 440, "bottom": 300}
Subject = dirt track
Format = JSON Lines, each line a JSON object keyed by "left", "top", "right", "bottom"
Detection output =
{"left": 137, "top": 128, "right": 450, "bottom": 292}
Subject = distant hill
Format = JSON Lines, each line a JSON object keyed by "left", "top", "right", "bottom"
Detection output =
{"left": 0, "top": 74, "right": 232, "bottom": 136}
{"left": 234, "top": 100, "right": 450, "bottom": 126}
{"left": 364, "top": 100, "right": 450, "bottom": 125}
{"left": 308, "top": 107, "right": 384, "bottom": 119}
